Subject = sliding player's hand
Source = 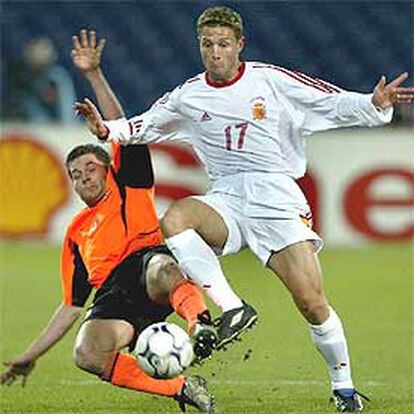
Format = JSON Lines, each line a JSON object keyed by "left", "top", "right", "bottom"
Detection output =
{"left": 372, "top": 72, "right": 414, "bottom": 109}
{"left": 71, "top": 29, "right": 106, "bottom": 74}
{"left": 74, "top": 98, "right": 109, "bottom": 140}
{"left": 1, "top": 357, "right": 36, "bottom": 387}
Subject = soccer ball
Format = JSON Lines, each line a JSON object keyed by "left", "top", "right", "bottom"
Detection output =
{"left": 133, "top": 322, "right": 194, "bottom": 379}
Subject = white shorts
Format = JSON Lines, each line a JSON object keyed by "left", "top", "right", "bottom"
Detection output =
{"left": 192, "top": 172, "right": 323, "bottom": 265}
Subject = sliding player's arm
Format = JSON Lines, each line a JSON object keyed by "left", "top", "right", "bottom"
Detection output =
{"left": 1, "top": 303, "right": 82, "bottom": 387}
{"left": 1, "top": 232, "right": 93, "bottom": 387}
{"left": 72, "top": 29, "right": 124, "bottom": 120}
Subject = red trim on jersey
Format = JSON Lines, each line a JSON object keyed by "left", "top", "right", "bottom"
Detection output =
{"left": 290, "top": 70, "right": 342, "bottom": 93}
{"left": 205, "top": 62, "right": 246, "bottom": 88}
{"left": 275, "top": 67, "right": 336, "bottom": 93}
{"left": 253, "top": 64, "right": 341, "bottom": 94}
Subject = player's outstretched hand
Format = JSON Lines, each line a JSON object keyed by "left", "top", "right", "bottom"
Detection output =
{"left": 372, "top": 72, "right": 414, "bottom": 109}
{"left": 71, "top": 29, "right": 106, "bottom": 74}
{"left": 74, "top": 98, "right": 109, "bottom": 140}
{"left": 1, "top": 357, "right": 36, "bottom": 387}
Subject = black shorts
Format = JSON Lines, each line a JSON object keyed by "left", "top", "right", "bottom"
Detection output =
{"left": 83, "top": 245, "right": 174, "bottom": 349}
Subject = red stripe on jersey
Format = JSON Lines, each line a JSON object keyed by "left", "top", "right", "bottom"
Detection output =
{"left": 289, "top": 70, "right": 342, "bottom": 93}
{"left": 253, "top": 64, "right": 341, "bottom": 94}
{"left": 323, "top": 80, "right": 342, "bottom": 93}
{"left": 275, "top": 66, "right": 337, "bottom": 94}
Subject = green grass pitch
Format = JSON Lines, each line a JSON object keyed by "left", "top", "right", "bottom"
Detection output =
{"left": 1, "top": 243, "right": 412, "bottom": 413}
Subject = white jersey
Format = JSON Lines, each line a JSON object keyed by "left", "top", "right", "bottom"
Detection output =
{"left": 104, "top": 62, "right": 392, "bottom": 181}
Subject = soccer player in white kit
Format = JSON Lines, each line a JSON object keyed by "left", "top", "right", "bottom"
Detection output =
{"left": 74, "top": 7, "right": 414, "bottom": 412}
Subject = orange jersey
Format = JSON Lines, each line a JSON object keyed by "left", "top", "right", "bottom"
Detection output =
{"left": 61, "top": 143, "right": 163, "bottom": 306}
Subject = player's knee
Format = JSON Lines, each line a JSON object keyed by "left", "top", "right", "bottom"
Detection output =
{"left": 161, "top": 201, "right": 198, "bottom": 237}
{"left": 147, "top": 254, "right": 181, "bottom": 304}
{"left": 73, "top": 343, "right": 104, "bottom": 376}
{"left": 158, "top": 257, "right": 181, "bottom": 282}
{"left": 296, "top": 293, "right": 328, "bottom": 324}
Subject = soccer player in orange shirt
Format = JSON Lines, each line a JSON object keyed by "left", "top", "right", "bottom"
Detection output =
{"left": 0, "top": 40, "right": 217, "bottom": 414}
{"left": 1, "top": 140, "right": 216, "bottom": 412}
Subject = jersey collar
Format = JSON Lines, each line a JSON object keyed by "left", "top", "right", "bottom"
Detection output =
{"left": 205, "top": 62, "right": 246, "bottom": 88}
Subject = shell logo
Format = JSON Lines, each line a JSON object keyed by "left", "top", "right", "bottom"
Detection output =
{"left": 0, "top": 135, "right": 70, "bottom": 238}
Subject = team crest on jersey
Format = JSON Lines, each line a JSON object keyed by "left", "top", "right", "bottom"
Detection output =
{"left": 251, "top": 96, "right": 266, "bottom": 120}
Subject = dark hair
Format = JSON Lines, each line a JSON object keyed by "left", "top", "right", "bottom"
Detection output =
{"left": 197, "top": 6, "right": 243, "bottom": 40}
{"left": 65, "top": 144, "right": 110, "bottom": 177}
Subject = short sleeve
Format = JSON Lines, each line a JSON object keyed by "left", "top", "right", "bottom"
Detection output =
{"left": 61, "top": 233, "right": 92, "bottom": 307}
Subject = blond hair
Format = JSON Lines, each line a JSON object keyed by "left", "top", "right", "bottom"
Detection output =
{"left": 197, "top": 6, "right": 243, "bottom": 40}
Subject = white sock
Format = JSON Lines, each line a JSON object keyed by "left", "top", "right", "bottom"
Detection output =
{"left": 309, "top": 306, "right": 354, "bottom": 390}
{"left": 165, "top": 229, "right": 243, "bottom": 312}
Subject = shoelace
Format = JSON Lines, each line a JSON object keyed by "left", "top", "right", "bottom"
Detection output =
{"left": 354, "top": 390, "right": 370, "bottom": 402}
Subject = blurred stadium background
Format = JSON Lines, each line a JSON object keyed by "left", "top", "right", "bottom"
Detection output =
{"left": 2, "top": 0, "right": 414, "bottom": 114}
{"left": 1, "top": 1, "right": 413, "bottom": 413}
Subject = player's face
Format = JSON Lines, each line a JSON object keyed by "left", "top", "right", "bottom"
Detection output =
{"left": 69, "top": 153, "right": 108, "bottom": 206}
{"left": 199, "top": 26, "right": 244, "bottom": 82}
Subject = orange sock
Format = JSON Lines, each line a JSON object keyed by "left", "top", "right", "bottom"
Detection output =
{"left": 101, "top": 352, "right": 184, "bottom": 396}
{"left": 170, "top": 279, "right": 207, "bottom": 333}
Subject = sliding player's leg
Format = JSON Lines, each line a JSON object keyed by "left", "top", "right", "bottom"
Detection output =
{"left": 144, "top": 249, "right": 217, "bottom": 360}
{"left": 74, "top": 319, "right": 214, "bottom": 412}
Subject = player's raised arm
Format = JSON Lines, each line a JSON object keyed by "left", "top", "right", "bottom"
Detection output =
{"left": 71, "top": 29, "right": 124, "bottom": 120}
{"left": 1, "top": 303, "right": 82, "bottom": 387}
{"left": 371, "top": 72, "right": 414, "bottom": 109}
{"left": 268, "top": 67, "right": 413, "bottom": 135}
